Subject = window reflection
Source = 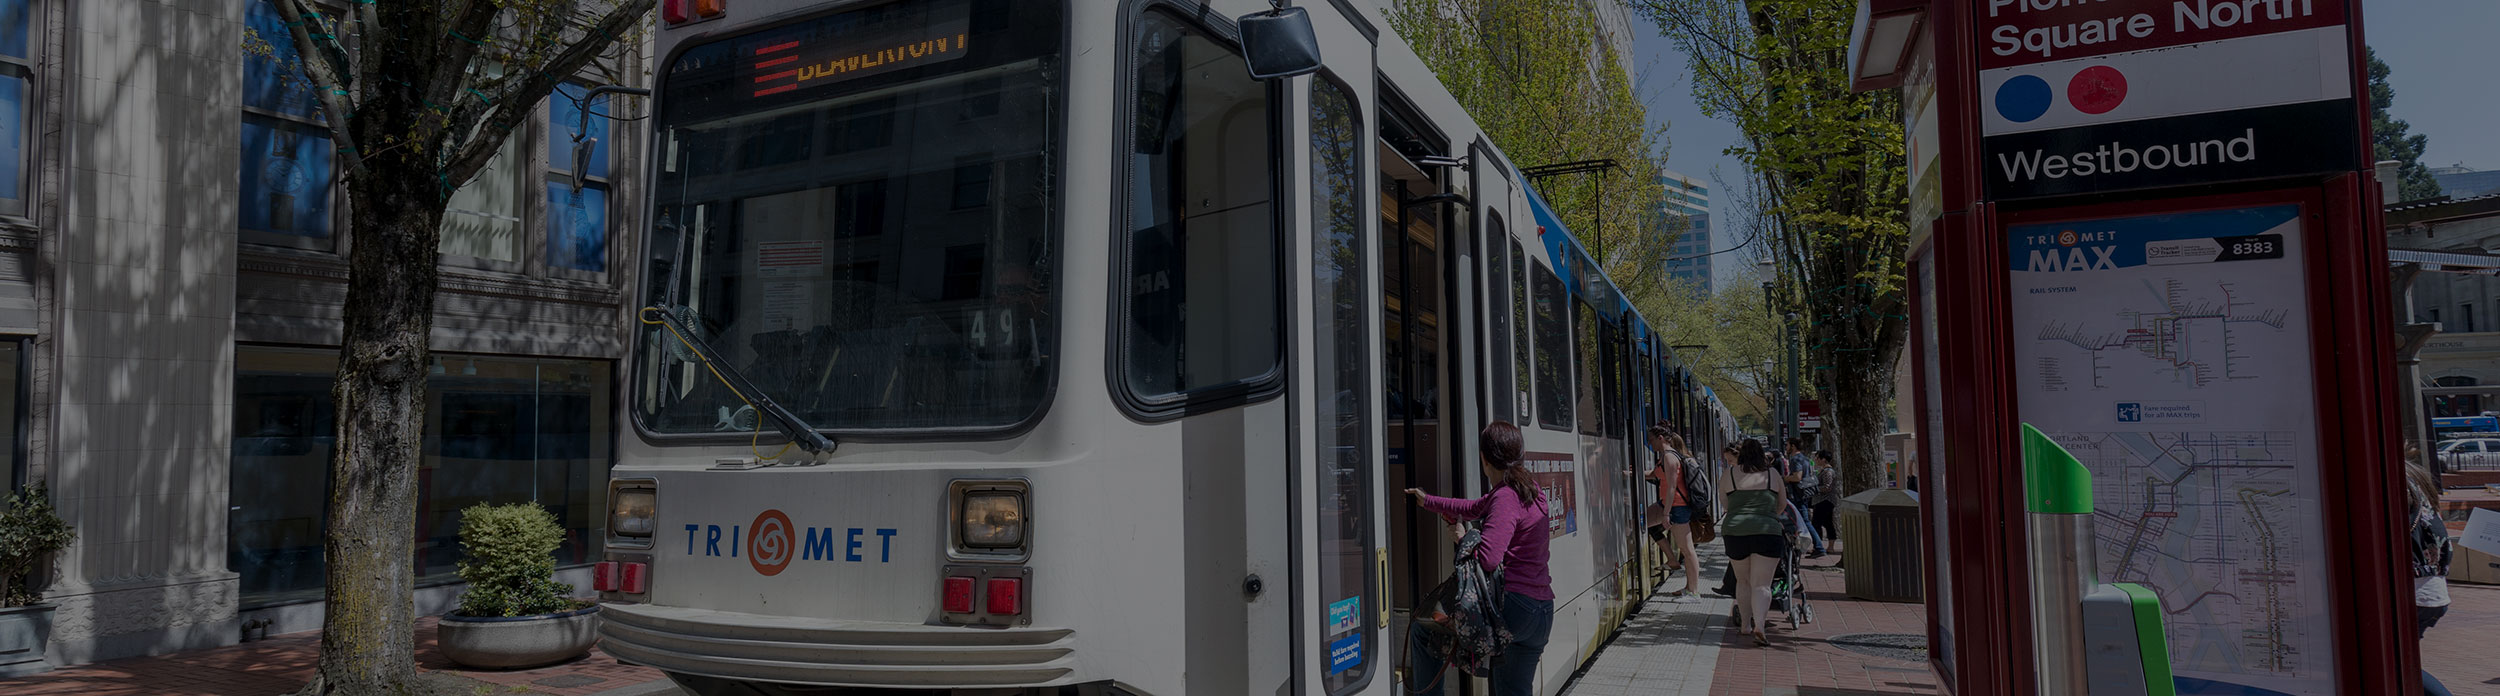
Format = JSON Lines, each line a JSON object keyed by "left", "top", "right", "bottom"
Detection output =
{"left": 228, "top": 347, "right": 613, "bottom": 606}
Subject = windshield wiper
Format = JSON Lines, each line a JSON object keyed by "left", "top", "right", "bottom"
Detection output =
{"left": 642, "top": 306, "right": 838, "bottom": 460}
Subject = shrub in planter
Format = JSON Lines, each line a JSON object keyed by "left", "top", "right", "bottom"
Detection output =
{"left": 438, "top": 502, "right": 598, "bottom": 669}
{"left": 0, "top": 481, "right": 74, "bottom": 677}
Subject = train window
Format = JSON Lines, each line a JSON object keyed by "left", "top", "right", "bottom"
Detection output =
{"left": 637, "top": 0, "right": 1063, "bottom": 434}
{"left": 1119, "top": 12, "right": 1281, "bottom": 407}
{"left": 1575, "top": 299, "right": 1600, "bottom": 436}
{"left": 1309, "top": 75, "right": 1376, "bottom": 695}
{"left": 1530, "top": 259, "right": 1571, "bottom": 432}
{"left": 1486, "top": 216, "right": 1514, "bottom": 424}
{"left": 1511, "top": 238, "right": 1532, "bottom": 424}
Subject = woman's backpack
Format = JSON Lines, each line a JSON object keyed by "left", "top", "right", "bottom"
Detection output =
{"left": 1414, "top": 526, "right": 1511, "bottom": 679}
{"left": 1679, "top": 457, "right": 1717, "bottom": 544}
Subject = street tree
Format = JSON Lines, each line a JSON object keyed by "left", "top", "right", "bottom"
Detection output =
{"left": 2366, "top": 46, "right": 2443, "bottom": 202}
{"left": 1640, "top": 0, "right": 1908, "bottom": 495}
{"left": 1642, "top": 274, "right": 1782, "bottom": 431}
{"left": 1386, "top": 0, "right": 1673, "bottom": 302}
{"left": 254, "top": 1, "right": 654, "bottom": 693}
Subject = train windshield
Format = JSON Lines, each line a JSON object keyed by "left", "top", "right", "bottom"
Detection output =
{"left": 639, "top": 0, "right": 1063, "bottom": 434}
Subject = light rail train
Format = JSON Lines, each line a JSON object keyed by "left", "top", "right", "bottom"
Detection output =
{"left": 594, "top": 1, "right": 1738, "bottom": 694}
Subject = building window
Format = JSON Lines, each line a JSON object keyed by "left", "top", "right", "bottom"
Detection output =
{"left": 0, "top": 0, "right": 33, "bottom": 218}
{"left": 951, "top": 157, "right": 991, "bottom": 210}
{"left": 240, "top": 0, "right": 335, "bottom": 247}
{"left": 230, "top": 346, "right": 614, "bottom": 607}
{"left": 440, "top": 137, "right": 525, "bottom": 265}
{"left": 2465, "top": 304, "right": 2477, "bottom": 333}
{"left": 547, "top": 83, "right": 612, "bottom": 273}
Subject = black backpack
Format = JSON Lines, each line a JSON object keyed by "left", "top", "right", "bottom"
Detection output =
{"left": 1414, "top": 526, "right": 1512, "bottom": 680}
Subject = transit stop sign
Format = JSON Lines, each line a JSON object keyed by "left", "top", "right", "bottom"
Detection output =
{"left": 1852, "top": 1, "right": 2412, "bottom": 695}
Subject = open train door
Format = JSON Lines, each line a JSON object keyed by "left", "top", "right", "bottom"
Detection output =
{"left": 1276, "top": 3, "right": 1390, "bottom": 693}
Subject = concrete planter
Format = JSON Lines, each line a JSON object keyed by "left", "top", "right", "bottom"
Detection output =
{"left": 0, "top": 603, "right": 55, "bottom": 677}
{"left": 437, "top": 604, "right": 600, "bottom": 670}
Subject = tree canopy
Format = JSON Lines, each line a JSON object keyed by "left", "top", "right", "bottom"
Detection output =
{"left": 2367, "top": 46, "right": 2444, "bottom": 202}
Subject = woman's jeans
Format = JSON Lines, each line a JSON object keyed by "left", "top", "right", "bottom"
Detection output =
{"left": 2419, "top": 603, "right": 2452, "bottom": 696}
{"left": 1405, "top": 591, "right": 1555, "bottom": 695}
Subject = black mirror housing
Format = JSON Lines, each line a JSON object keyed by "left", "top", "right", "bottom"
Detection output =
{"left": 1238, "top": 6, "right": 1322, "bottom": 80}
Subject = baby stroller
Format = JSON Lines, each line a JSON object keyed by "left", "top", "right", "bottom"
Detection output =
{"left": 1767, "top": 502, "right": 1816, "bottom": 629}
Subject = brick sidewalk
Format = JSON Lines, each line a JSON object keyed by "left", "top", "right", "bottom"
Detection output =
{"left": 2422, "top": 582, "right": 2500, "bottom": 696}
{"left": 1707, "top": 550, "right": 1940, "bottom": 696}
{"left": 0, "top": 615, "right": 675, "bottom": 696}
{"left": 1563, "top": 540, "right": 1941, "bottom": 696}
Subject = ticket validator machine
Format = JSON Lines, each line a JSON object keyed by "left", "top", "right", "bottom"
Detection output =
{"left": 2023, "top": 424, "right": 2175, "bottom": 696}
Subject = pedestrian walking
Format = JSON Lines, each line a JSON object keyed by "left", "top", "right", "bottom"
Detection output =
{"left": 2404, "top": 445, "right": 2455, "bottom": 696}
{"left": 1645, "top": 423, "right": 1704, "bottom": 599}
{"left": 1810, "top": 450, "right": 1840, "bottom": 556}
{"left": 1783, "top": 438, "right": 1826, "bottom": 557}
{"left": 1402, "top": 421, "right": 1554, "bottom": 696}
{"left": 1720, "top": 438, "right": 1787, "bottom": 646}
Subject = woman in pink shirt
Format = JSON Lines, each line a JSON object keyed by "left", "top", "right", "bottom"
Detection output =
{"left": 1401, "top": 421, "right": 1553, "bottom": 695}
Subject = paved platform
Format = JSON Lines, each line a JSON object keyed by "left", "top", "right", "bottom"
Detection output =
{"left": 1564, "top": 539, "right": 1942, "bottom": 696}
{"left": 2423, "top": 581, "right": 2500, "bottom": 696}
{"left": 0, "top": 615, "right": 679, "bottom": 696}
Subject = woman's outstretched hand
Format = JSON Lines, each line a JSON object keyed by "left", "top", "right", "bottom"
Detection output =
{"left": 1404, "top": 488, "right": 1426, "bottom": 502}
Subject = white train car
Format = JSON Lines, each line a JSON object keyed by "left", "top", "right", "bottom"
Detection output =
{"left": 593, "top": 1, "right": 1737, "bottom": 694}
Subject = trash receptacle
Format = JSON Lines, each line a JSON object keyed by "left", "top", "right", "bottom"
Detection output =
{"left": 1839, "top": 487, "right": 1922, "bottom": 602}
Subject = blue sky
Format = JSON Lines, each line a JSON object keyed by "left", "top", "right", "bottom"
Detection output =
{"left": 1631, "top": 0, "right": 2500, "bottom": 290}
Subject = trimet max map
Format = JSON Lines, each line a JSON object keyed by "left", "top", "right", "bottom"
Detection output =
{"left": 2009, "top": 204, "right": 2333, "bottom": 696}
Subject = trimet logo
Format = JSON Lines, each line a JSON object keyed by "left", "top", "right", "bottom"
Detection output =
{"left": 748, "top": 509, "right": 795, "bottom": 577}
{"left": 684, "top": 511, "right": 900, "bottom": 575}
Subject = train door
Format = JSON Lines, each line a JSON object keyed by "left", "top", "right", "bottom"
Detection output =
{"left": 1285, "top": 5, "right": 1386, "bottom": 692}
{"left": 1377, "top": 93, "right": 1457, "bottom": 644}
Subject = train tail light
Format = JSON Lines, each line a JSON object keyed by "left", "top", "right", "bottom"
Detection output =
{"left": 985, "top": 578, "right": 1022, "bottom": 616}
{"left": 943, "top": 577, "right": 977, "bottom": 614}
{"left": 694, "top": 0, "right": 726, "bottom": 18}
{"left": 662, "top": 0, "right": 691, "bottom": 24}
{"left": 621, "top": 562, "right": 649, "bottom": 595}
{"left": 593, "top": 561, "right": 619, "bottom": 592}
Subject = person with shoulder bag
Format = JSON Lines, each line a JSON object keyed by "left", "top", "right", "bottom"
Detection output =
{"left": 2404, "top": 448, "right": 2455, "bottom": 696}
{"left": 1644, "top": 423, "right": 1705, "bottom": 599}
{"left": 1401, "top": 422, "right": 1553, "bottom": 696}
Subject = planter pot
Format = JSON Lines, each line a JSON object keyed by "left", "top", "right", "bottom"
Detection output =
{"left": 437, "top": 604, "right": 600, "bottom": 670}
{"left": 0, "top": 603, "right": 55, "bottom": 677}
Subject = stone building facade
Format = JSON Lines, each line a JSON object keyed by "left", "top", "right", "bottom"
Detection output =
{"left": 8, "top": 1, "right": 646, "bottom": 666}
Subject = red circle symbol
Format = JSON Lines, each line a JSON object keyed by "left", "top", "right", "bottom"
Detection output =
{"left": 2067, "top": 66, "right": 2128, "bottom": 116}
{"left": 748, "top": 509, "right": 795, "bottom": 577}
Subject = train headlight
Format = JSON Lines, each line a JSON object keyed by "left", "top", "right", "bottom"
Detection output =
{"left": 960, "top": 491, "right": 1025, "bottom": 549}
{"left": 610, "top": 485, "right": 657, "bottom": 538}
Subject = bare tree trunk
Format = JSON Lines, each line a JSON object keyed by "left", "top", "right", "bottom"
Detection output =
{"left": 307, "top": 166, "right": 444, "bottom": 695}
{"left": 1825, "top": 350, "right": 1897, "bottom": 496}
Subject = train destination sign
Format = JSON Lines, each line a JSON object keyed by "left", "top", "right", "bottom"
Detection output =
{"left": 1977, "top": 0, "right": 2358, "bottom": 199}
{"left": 744, "top": 0, "right": 970, "bottom": 99}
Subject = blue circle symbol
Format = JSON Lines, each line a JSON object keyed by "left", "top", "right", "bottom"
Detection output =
{"left": 1995, "top": 74, "right": 2052, "bottom": 123}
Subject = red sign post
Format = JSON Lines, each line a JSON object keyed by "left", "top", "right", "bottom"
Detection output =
{"left": 1853, "top": 1, "right": 2406, "bottom": 694}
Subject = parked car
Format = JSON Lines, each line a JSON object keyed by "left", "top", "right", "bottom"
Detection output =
{"left": 2438, "top": 438, "right": 2500, "bottom": 471}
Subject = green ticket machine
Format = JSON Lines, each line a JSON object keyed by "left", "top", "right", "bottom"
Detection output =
{"left": 2023, "top": 424, "right": 2175, "bottom": 696}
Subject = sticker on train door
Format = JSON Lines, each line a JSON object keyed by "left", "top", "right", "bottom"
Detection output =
{"left": 1327, "top": 597, "right": 1361, "bottom": 635}
{"left": 1327, "top": 632, "right": 1362, "bottom": 674}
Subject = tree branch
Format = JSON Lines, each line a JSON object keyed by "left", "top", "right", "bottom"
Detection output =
{"left": 271, "top": 0, "right": 371, "bottom": 180}
{"left": 443, "top": 0, "right": 655, "bottom": 187}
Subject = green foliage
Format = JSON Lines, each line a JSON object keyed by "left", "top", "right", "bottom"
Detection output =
{"left": 2367, "top": 46, "right": 2443, "bottom": 202}
{"left": 454, "top": 503, "right": 574, "bottom": 618}
{"left": 1387, "top": 0, "right": 1673, "bottom": 301}
{"left": 1643, "top": 276, "right": 1783, "bottom": 430}
{"left": 0, "top": 481, "right": 74, "bottom": 607}
{"left": 1642, "top": 0, "right": 1907, "bottom": 493}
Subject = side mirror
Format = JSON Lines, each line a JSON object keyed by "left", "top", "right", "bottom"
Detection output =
{"left": 1238, "top": 5, "right": 1322, "bottom": 80}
